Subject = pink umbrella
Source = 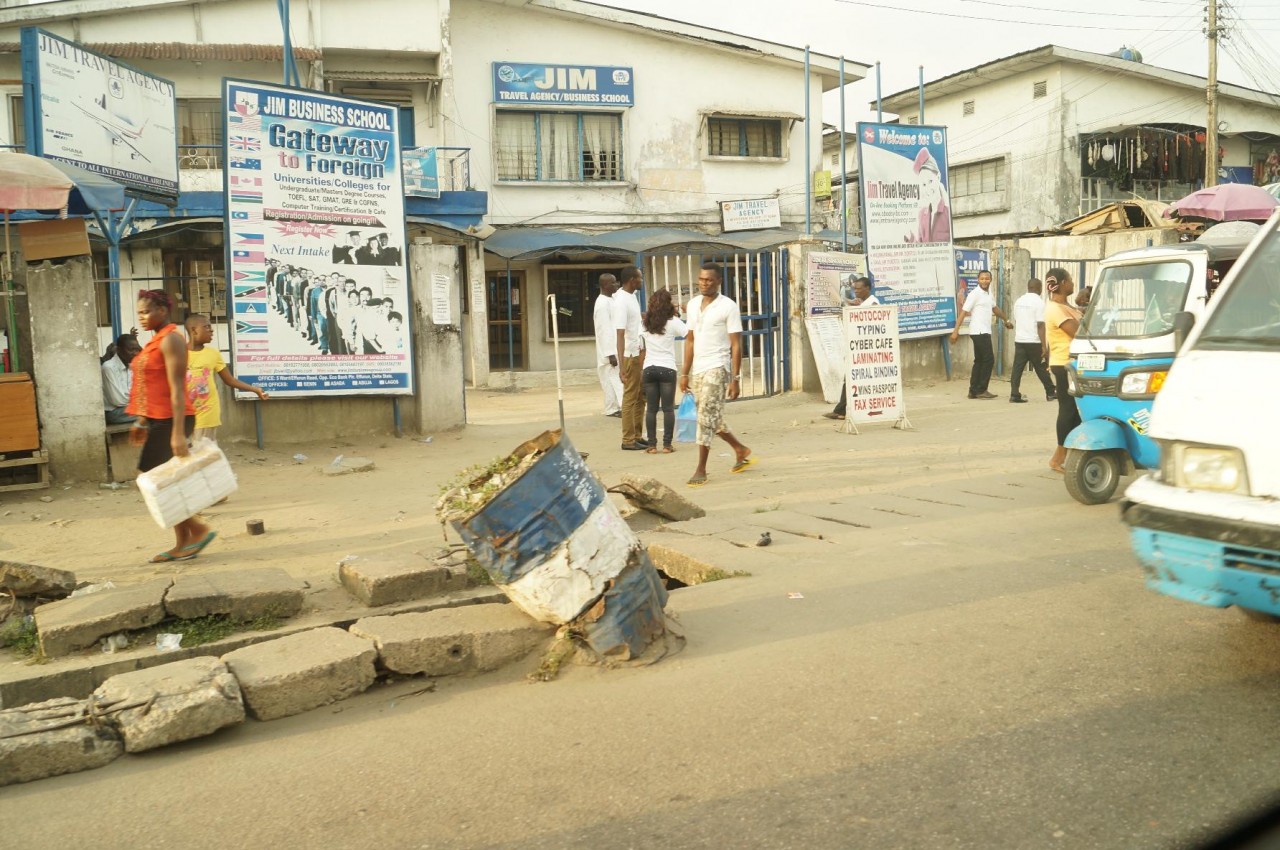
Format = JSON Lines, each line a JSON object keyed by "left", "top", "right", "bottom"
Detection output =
{"left": 1165, "top": 183, "right": 1280, "bottom": 222}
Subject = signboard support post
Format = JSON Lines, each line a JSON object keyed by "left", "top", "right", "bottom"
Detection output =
{"left": 254, "top": 401, "right": 264, "bottom": 450}
{"left": 393, "top": 397, "right": 403, "bottom": 438}
{"left": 839, "top": 56, "right": 848, "bottom": 253}
{"left": 941, "top": 336, "right": 952, "bottom": 380}
{"left": 93, "top": 199, "right": 138, "bottom": 342}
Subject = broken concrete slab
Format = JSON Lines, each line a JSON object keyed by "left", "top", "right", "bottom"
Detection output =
{"left": 164, "top": 568, "right": 305, "bottom": 622}
{"left": 0, "top": 696, "right": 123, "bottom": 786}
{"left": 350, "top": 603, "right": 552, "bottom": 677}
{"left": 643, "top": 536, "right": 780, "bottom": 586}
{"left": 320, "top": 456, "right": 375, "bottom": 476}
{"left": 0, "top": 560, "right": 76, "bottom": 599}
{"left": 34, "top": 578, "right": 172, "bottom": 658}
{"left": 338, "top": 554, "right": 467, "bottom": 607}
{"left": 221, "top": 627, "right": 377, "bottom": 721}
{"left": 610, "top": 474, "right": 706, "bottom": 522}
{"left": 93, "top": 657, "right": 244, "bottom": 753}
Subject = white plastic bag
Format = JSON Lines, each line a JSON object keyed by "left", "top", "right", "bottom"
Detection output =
{"left": 136, "top": 439, "right": 238, "bottom": 528}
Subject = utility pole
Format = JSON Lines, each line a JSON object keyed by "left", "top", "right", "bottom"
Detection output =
{"left": 1204, "top": 0, "right": 1219, "bottom": 187}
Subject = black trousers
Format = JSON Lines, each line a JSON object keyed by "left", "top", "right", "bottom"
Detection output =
{"left": 968, "top": 334, "right": 994, "bottom": 395}
{"left": 832, "top": 385, "right": 848, "bottom": 416}
{"left": 1051, "top": 365, "right": 1081, "bottom": 446}
{"left": 643, "top": 366, "right": 677, "bottom": 447}
{"left": 1010, "top": 341, "right": 1055, "bottom": 398}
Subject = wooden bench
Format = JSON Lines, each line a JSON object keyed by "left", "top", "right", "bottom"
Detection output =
{"left": 105, "top": 423, "right": 140, "bottom": 483}
{"left": 0, "top": 448, "right": 50, "bottom": 492}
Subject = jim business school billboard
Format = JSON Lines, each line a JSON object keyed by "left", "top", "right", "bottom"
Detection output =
{"left": 222, "top": 79, "right": 412, "bottom": 399}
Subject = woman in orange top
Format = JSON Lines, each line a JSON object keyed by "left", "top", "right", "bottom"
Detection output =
{"left": 126, "top": 289, "right": 216, "bottom": 563}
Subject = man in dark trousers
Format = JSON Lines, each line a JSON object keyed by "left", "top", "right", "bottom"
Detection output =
{"left": 950, "top": 270, "right": 1012, "bottom": 400}
{"left": 1009, "top": 277, "right": 1057, "bottom": 403}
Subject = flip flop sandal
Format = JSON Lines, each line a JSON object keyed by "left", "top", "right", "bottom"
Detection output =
{"left": 645, "top": 447, "right": 658, "bottom": 454}
{"left": 731, "top": 456, "right": 756, "bottom": 473}
{"left": 180, "top": 530, "right": 219, "bottom": 558}
{"left": 661, "top": 446, "right": 675, "bottom": 454}
{"left": 687, "top": 475, "right": 708, "bottom": 487}
{"left": 150, "top": 550, "right": 195, "bottom": 563}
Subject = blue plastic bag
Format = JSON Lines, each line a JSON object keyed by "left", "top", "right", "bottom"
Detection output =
{"left": 675, "top": 393, "right": 697, "bottom": 443}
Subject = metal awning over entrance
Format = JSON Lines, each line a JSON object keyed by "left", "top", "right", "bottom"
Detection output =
{"left": 483, "top": 226, "right": 856, "bottom": 260}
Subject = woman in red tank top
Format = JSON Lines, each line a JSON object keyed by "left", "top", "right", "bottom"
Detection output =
{"left": 126, "top": 290, "right": 217, "bottom": 563}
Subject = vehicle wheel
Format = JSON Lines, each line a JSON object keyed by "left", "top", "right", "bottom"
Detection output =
{"left": 1238, "top": 607, "right": 1280, "bottom": 624}
{"left": 1064, "top": 449, "right": 1122, "bottom": 505}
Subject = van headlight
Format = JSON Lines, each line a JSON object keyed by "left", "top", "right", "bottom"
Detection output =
{"left": 1168, "top": 443, "right": 1250, "bottom": 494}
{"left": 1119, "top": 370, "right": 1167, "bottom": 397}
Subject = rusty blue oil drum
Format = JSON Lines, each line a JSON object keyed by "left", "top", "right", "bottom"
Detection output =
{"left": 449, "top": 430, "right": 667, "bottom": 657}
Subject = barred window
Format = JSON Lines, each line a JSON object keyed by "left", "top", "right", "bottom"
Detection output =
{"left": 707, "top": 117, "right": 784, "bottom": 158}
{"left": 495, "top": 111, "right": 623, "bottom": 182}
{"left": 951, "top": 159, "right": 1007, "bottom": 198}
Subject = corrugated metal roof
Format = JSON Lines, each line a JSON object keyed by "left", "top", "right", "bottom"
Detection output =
{"left": 0, "top": 42, "right": 322, "bottom": 61}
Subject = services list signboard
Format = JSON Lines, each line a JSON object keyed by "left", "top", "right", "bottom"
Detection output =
{"left": 21, "top": 28, "right": 179, "bottom": 201}
{"left": 222, "top": 79, "right": 412, "bottom": 398}
{"left": 844, "top": 303, "right": 903, "bottom": 425}
{"left": 856, "top": 122, "right": 957, "bottom": 339}
{"left": 493, "top": 62, "right": 634, "bottom": 106}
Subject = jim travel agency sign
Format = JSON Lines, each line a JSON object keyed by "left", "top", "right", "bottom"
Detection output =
{"left": 492, "top": 62, "right": 635, "bottom": 106}
{"left": 221, "top": 80, "right": 412, "bottom": 399}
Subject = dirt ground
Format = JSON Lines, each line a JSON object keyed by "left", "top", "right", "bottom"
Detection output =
{"left": 0, "top": 374, "right": 1055, "bottom": 655}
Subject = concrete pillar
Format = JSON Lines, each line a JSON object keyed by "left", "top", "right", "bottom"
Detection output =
{"left": 786, "top": 239, "right": 822, "bottom": 394}
{"left": 25, "top": 257, "right": 109, "bottom": 483}
{"left": 406, "top": 238, "right": 465, "bottom": 433}
{"left": 463, "top": 241, "right": 489, "bottom": 388}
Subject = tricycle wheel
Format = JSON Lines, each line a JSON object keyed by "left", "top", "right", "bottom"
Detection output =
{"left": 1064, "top": 449, "right": 1122, "bottom": 505}
{"left": 1238, "top": 607, "right": 1280, "bottom": 624}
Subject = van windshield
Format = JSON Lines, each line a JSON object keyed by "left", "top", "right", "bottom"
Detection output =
{"left": 1196, "top": 226, "right": 1280, "bottom": 351}
{"left": 1079, "top": 261, "right": 1191, "bottom": 340}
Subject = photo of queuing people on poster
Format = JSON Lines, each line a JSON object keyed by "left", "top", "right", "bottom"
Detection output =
{"left": 222, "top": 79, "right": 411, "bottom": 398}
{"left": 856, "top": 122, "right": 958, "bottom": 340}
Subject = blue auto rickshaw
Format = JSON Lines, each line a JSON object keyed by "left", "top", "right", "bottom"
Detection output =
{"left": 1062, "top": 225, "right": 1255, "bottom": 504}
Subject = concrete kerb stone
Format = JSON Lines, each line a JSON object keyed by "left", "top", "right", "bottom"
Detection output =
{"left": 339, "top": 554, "right": 468, "bottom": 607}
{"left": 641, "top": 535, "right": 783, "bottom": 586}
{"left": 93, "top": 657, "right": 245, "bottom": 753}
{"left": 0, "top": 560, "right": 76, "bottom": 599}
{"left": 164, "top": 568, "right": 306, "bottom": 621}
{"left": 610, "top": 474, "right": 707, "bottom": 522}
{"left": 34, "top": 578, "right": 172, "bottom": 658}
{"left": 221, "top": 627, "right": 378, "bottom": 721}
{"left": 350, "top": 603, "right": 554, "bottom": 677}
{"left": 0, "top": 696, "right": 124, "bottom": 787}
{"left": 0, "top": 586, "right": 507, "bottom": 710}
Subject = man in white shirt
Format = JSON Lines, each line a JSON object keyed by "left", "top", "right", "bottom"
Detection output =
{"left": 949, "top": 270, "right": 1012, "bottom": 400}
{"left": 678, "top": 263, "right": 753, "bottom": 486}
{"left": 593, "top": 273, "right": 623, "bottom": 417}
{"left": 1009, "top": 277, "right": 1057, "bottom": 403}
{"left": 825, "top": 276, "right": 879, "bottom": 420}
{"left": 102, "top": 333, "right": 141, "bottom": 424}
{"left": 614, "top": 267, "right": 646, "bottom": 448}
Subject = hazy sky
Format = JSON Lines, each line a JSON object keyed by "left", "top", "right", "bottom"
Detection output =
{"left": 608, "top": 0, "right": 1276, "bottom": 125}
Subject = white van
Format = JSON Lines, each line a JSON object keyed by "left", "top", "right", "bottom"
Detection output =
{"left": 1121, "top": 208, "right": 1280, "bottom": 619}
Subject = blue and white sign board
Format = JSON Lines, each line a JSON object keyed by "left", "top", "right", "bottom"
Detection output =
{"left": 403, "top": 147, "right": 440, "bottom": 198}
{"left": 856, "top": 122, "right": 957, "bottom": 339}
{"left": 492, "top": 63, "right": 635, "bottom": 106}
{"left": 20, "top": 28, "right": 179, "bottom": 201}
{"left": 721, "top": 198, "right": 781, "bottom": 232}
{"left": 222, "top": 79, "right": 412, "bottom": 398}
{"left": 954, "top": 248, "right": 990, "bottom": 333}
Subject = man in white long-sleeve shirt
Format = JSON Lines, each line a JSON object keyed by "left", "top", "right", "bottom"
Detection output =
{"left": 593, "top": 273, "right": 623, "bottom": 417}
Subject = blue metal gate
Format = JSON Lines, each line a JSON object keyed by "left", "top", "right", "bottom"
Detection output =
{"left": 640, "top": 248, "right": 790, "bottom": 400}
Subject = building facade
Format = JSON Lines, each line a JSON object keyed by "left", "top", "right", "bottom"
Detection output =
{"left": 878, "top": 45, "right": 1280, "bottom": 239}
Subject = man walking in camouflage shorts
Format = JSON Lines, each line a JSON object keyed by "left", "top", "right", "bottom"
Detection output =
{"left": 679, "top": 263, "right": 753, "bottom": 486}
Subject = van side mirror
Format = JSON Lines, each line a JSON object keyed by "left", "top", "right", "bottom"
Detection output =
{"left": 1173, "top": 311, "right": 1195, "bottom": 350}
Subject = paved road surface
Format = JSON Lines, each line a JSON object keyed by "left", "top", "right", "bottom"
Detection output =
{"left": 6, "top": 383, "right": 1280, "bottom": 849}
